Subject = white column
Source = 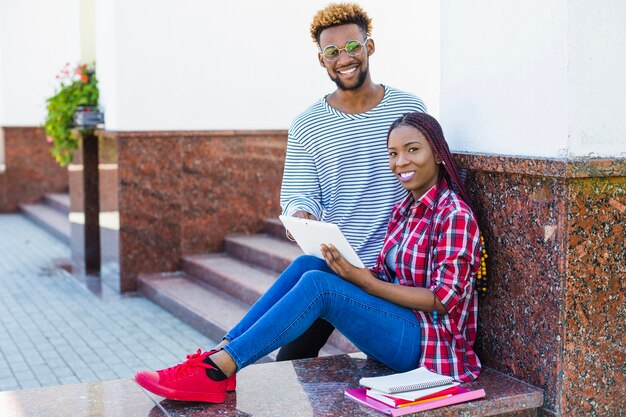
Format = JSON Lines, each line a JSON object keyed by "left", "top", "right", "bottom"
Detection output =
{"left": 440, "top": 0, "right": 626, "bottom": 158}
{"left": 80, "top": 0, "right": 96, "bottom": 62}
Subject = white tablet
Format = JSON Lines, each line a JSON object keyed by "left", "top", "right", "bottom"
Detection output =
{"left": 279, "top": 215, "right": 364, "bottom": 268}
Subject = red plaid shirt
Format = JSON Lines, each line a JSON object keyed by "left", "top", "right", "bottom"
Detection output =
{"left": 371, "top": 180, "right": 482, "bottom": 382}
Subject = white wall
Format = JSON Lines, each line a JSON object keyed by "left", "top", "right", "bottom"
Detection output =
{"left": 441, "top": 0, "right": 626, "bottom": 158}
{"left": 440, "top": 0, "right": 569, "bottom": 157}
{"left": 567, "top": 0, "right": 626, "bottom": 157}
{"left": 95, "top": 0, "right": 439, "bottom": 131}
{"left": 0, "top": 0, "right": 81, "bottom": 126}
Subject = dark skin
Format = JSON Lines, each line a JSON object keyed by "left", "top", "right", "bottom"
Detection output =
{"left": 317, "top": 24, "right": 383, "bottom": 114}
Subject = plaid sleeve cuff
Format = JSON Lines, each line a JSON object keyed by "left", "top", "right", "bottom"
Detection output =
{"left": 429, "top": 282, "right": 461, "bottom": 313}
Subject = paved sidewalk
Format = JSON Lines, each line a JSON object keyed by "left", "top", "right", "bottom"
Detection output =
{"left": 0, "top": 214, "right": 217, "bottom": 392}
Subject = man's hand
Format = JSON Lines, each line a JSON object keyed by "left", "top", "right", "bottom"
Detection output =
{"left": 286, "top": 211, "right": 317, "bottom": 240}
{"left": 321, "top": 244, "right": 375, "bottom": 289}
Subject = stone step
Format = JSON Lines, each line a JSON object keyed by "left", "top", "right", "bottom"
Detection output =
{"left": 20, "top": 202, "right": 70, "bottom": 244}
{"left": 225, "top": 233, "right": 303, "bottom": 273}
{"left": 138, "top": 271, "right": 251, "bottom": 347}
{"left": 43, "top": 192, "right": 70, "bottom": 214}
{"left": 182, "top": 252, "right": 359, "bottom": 354}
{"left": 183, "top": 253, "right": 278, "bottom": 306}
{"left": 137, "top": 271, "right": 344, "bottom": 362}
{"left": 263, "top": 217, "right": 290, "bottom": 241}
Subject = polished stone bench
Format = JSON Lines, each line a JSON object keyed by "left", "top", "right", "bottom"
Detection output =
{"left": 1, "top": 353, "right": 542, "bottom": 417}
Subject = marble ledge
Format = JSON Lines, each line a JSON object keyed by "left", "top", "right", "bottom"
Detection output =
{"left": 454, "top": 152, "right": 626, "bottom": 178}
{"left": 0, "top": 353, "right": 543, "bottom": 417}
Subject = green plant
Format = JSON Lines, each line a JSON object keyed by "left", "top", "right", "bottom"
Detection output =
{"left": 44, "top": 63, "right": 99, "bottom": 166}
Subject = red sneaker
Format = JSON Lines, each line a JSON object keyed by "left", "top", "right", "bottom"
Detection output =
{"left": 208, "top": 349, "right": 236, "bottom": 392}
{"left": 134, "top": 349, "right": 227, "bottom": 403}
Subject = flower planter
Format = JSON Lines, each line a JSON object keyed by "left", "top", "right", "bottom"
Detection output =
{"left": 73, "top": 106, "right": 104, "bottom": 129}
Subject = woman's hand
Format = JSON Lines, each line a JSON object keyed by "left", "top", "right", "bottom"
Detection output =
{"left": 321, "top": 244, "right": 375, "bottom": 289}
{"left": 322, "top": 244, "right": 446, "bottom": 313}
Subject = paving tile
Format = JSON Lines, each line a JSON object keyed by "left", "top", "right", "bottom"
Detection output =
{"left": 0, "top": 214, "right": 218, "bottom": 391}
{"left": 58, "top": 375, "right": 80, "bottom": 385}
{"left": 85, "top": 361, "right": 110, "bottom": 373}
{"left": 74, "top": 369, "right": 97, "bottom": 381}
{"left": 46, "top": 358, "right": 68, "bottom": 369}
{"left": 27, "top": 356, "right": 47, "bottom": 367}
{"left": 35, "top": 373, "right": 60, "bottom": 386}
{"left": 0, "top": 382, "right": 20, "bottom": 391}
{"left": 38, "top": 350, "right": 63, "bottom": 363}
{"left": 19, "top": 379, "right": 42, "bottom": 389}
{"left": 12, "top": 369, "right": 36, "bottom": 381}
{"left": 8, "top": 361, "right": 29, "bottom": 372}
{"left": 94, "top": 369, "right": 118, "bottom": 380}
{"left": 51, "top": 367, "right": 75, "bottom": 378}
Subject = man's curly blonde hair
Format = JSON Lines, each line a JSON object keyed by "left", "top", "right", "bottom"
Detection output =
{"left": 310, "top": 3, "right": 372, "bottom": 44}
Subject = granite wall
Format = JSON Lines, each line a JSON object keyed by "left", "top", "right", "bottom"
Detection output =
{"left": 455, "top": 154, "right": 626, "bottom": 417}
{"left": 108, "top": 130, "right": 287, "bottom": 292}
{"left": 0, "top": 127, "right": 68, "bottom": 212}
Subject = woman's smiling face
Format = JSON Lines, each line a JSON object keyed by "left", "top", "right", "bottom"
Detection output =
{"left": 388, "top": 124, "right": 441, "bottom": 200}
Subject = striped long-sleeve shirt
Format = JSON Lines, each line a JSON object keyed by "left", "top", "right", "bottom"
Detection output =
{"left": 280, "top": 85, "right": 427, "bottom": 266}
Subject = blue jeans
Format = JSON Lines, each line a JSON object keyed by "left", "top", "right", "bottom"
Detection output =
{"left": 223, "top": 255, "right": 422, "bottom": 372}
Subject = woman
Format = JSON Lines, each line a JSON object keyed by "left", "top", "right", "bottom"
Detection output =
{"left": 135, "top": 112, "right": 483, "bottom": 403}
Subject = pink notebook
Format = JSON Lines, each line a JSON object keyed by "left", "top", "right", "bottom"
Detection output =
{"left": 344, "top": 388, "right": 395, "bottom": 415}
{"left": 344, "top": 387, "right": 486, "bottom": 416}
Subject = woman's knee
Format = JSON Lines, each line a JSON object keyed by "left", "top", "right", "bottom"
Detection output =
{"left": 289, "top": 255, "right": 327, "bottom": 273}
{"left": 299, "top": 270, "right": 344, "bottom": 293}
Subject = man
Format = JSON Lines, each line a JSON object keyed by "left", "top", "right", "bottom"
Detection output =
{"left": 132, "top": 4, "right": 430, "bottom": 400}
{"left": 277, "top": 2, "right": 427, "bottom": 361}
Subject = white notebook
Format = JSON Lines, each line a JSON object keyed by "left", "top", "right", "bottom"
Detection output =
{"left": 359, "top": 367, "right": 454, "bottom": 394}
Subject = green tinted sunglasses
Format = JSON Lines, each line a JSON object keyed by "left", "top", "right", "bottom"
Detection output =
{"left": 319, "top": 37, "right": 369, "bottom": 61}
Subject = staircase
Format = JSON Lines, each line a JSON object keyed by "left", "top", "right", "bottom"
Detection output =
{"left": 138, "top": 218, "right": 359, "bottom": 362}
{"left": 20, "top": 192, "right": 70, "bottom": 244}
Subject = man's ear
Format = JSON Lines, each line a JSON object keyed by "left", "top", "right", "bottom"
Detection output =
{"left": 366, "top": 38, "right": 375, "bottom": 56}
{"left": 318, "top": 53, "right": 326, "bottom": 67}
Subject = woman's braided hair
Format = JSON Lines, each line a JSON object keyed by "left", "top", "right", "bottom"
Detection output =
{"left": 387, "top": 112, "right": 488, "bottom": 293}
{"left": 387, "top": 112, "right": 473, "bottom": 210}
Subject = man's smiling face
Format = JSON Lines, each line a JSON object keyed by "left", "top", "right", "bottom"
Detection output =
{"left": 318, "top": 23, "right": 372, "bottom": 91}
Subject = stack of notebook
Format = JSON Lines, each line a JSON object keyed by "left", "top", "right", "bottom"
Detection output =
{"left": 344, "top": 367, "right": 485, "bottom": 416}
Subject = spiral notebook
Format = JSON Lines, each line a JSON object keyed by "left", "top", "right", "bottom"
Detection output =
{"left": 359, "top": 367, "right": 454, "bottom": 394}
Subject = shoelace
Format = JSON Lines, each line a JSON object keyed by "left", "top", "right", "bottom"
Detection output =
{"left": 164, "top": 349, "right": 214, "bottom": 379}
